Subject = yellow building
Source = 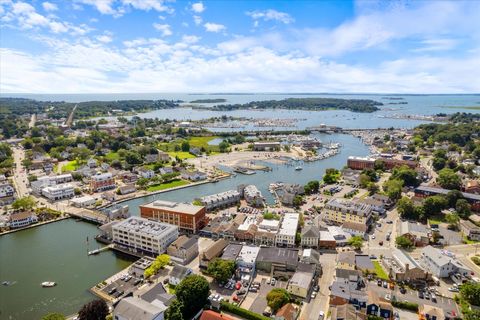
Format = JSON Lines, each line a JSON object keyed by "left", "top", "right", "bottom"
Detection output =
{"left": 323, "top": 198, "right": 373, "bottom": 225}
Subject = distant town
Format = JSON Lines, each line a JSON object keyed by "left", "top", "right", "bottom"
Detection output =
{"left": 1, "top": 98, "right": 480, "bottom": 320}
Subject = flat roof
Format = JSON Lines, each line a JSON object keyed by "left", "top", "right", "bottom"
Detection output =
{"left": 141, "top": 200, "right": 204, "bottom": 215}
{"left": 237, "top": 245, "right": 260, "bottom": 264}
{"left": 257, "top": 246, "right": 299, "bottom": 266}
{"left": 113, "top": 217, "right": 178, "bottom": 239}
{"left": 221, "top": 243, "right": 243, "bottom": 261}
{"left": 416, "top": 186, "right": 480, "bottom": 201}
{"left": 278, "top": 213, "right": 299, "bottom": 237}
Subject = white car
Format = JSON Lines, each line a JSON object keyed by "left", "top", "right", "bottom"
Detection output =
{"left": 384, "top": 294, "right": 391, "bottom": 301}
{"left": 318, "top": 311, "right": 325, "bottom": 320}
{"left": 371, "top": 235, "right": 376, "bottom": 239}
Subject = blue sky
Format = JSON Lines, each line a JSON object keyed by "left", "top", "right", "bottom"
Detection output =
{"left": 1, "top": 0, "right": 479, "bottom": 93}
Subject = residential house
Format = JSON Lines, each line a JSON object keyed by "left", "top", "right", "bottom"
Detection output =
{"left": 419, "top": 245, "right": 472, "bottom": 278}
{"left": 418, "top": 304, "right": 445, "bottom": 320}
{"left": 341, "top": 221, "right": 368, "bottom": 239}
{"left": 0, "top": 183, "right": 15, "bottom": 205}
{"left": 329, "top": 274, "right": 367, "bottom": 308}
{"left": 113, "top": 297, "right": 166, "bottom": 320}
{"left": 199, "top": 239, "right": 228, "bottom": 269}
{"left": 287, "top": 263, "right": 316, "bottom": 299}
{"left": 167, "top": 235, "right": 199, "bottom": 265}
{"left": 8, "top": 212, "right": 38, "bottom": 228}
{"left": 169, "top": 264, "right": 192, "bottom": 286}
{"left": 137, "top": 167, "right": 155, "bottom": 179}
{"left": 366, "top": 291, "right": 393, "bottom": 320}
{"left": 119, "top": 184, "right": 136, "bottom": 195}
{"left": 459, "top": 219, "right": 480, "bottom": 241}
{"left": 398, "top": 221, "right": 430, "bottom": 246}
{"left": 337, "top": 251, "right": 356, "bottom": 270}
{"left": 200, "top": 310, "right": 234, "bottom": 320}
{"left": 181, "top": 170, "right": 207, "bottom": 182}
{"left": 465, "top": 180, "right": 480, "bottom": 194}
{"left": 275, "top": 304, "right": 298, "bottom": 320}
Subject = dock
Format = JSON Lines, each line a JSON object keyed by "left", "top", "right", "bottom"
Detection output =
{"left": 88, "top": 244, "right": 114, "bottom": 256}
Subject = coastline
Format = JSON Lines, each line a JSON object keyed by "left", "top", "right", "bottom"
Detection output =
{"left": 0, "top": 216, "right": 70, "bottom": 236}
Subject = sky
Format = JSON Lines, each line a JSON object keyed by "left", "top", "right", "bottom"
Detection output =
{"left": 1, "top": 0, "right": 480, "bottom": 94}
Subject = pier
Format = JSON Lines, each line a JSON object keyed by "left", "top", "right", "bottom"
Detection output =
{"left": 88, "top": 244, "right": 114, "bottom": 256}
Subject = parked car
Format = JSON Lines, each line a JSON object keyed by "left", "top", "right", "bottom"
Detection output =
{"left": 235, "top": 282, "right": 242, "bottom": 290}
{"left": 267, "top": 278, "right": 271, "bottom": 285}
{"left": 399, "top": 287, "right": 407, "bottom": 294}
{"left": 318, "top": 311, "right": 325, "bottom": 320}
{"left": 448, "top": 287, "right": 459, "bottom": 292}
{"left": 108, "top": 287, "right": 117, "bottom": 295}
{"left": 431, "top": 293, "right": 437, "bottom": 302}
{"left": 418, "top": 291, "right": 424, "bottom": 299}
{"left": 370, "top": 255, "right": 378, "bottom": 259}
{"left": 377, "top": 280, "right": 382, "bottom": 286}
{"left": 383, "top": 281, "right": 388, "bottom": 288}
{"left": 237, "top": 289, "right": 246, "bottom": 295}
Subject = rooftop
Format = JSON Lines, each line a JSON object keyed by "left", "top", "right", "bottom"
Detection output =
{"left": 113, "top": 217, "right": 178, "bottom": 238}
{"left": 221, "top": 243, "right": 243, "bottom": 261}
{"left": 257, "top": 247, "right": 299, "bottom": 266}
{"left": 237, "top": 245, "right": 260, "bottom": 264}
{"left": 278, "top": 213, "right": 299, "bottom": 237}
{"left": 141, "top": 200, "right": 204, "bottom": 215}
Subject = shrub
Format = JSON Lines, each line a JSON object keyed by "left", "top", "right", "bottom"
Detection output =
{"left": 220, "top": 302, "right": 270, "bottom": 320}
{"left": 392, "top": 300, "right": 418, "bottom": 312}
{"left": 472, "top": 256, "right": 480, "bottom": 266}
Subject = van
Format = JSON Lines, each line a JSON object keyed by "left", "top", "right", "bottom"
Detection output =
{"left": 263, "top": 307, "right": 272, "bottom": 317}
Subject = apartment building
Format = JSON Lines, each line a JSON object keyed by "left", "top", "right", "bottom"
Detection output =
{"left": 41, "top": 183, "right": 75, "bottom": 201}
{"left": 89, "top": 172, "right": 116, "bottom": 192}
{"left": 112, "top": 217, "right": 179, "bottom": 256}
{"left": 200, "top": 190, "right": 241, "bottom": 211}
{"left": 167, "top": 235, "right": 199, "bottom": 265}
{"left": 419, "top": 246, "right": 472, "bottom": 278}
{"left": 140, "top": 200, "right": 206, "bottom": 234}
{"left": 323, "top": 198, "right": 373, "bottom": 226}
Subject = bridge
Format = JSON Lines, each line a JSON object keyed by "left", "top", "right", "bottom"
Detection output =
{"left": 68, "top": 209, "right": 108, "bottom": 224}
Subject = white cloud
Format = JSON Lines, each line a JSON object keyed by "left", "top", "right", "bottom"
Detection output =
{"left": 246, "top": 9, "right": 294, "bottom": 24}
{"left": 122, "top": 0, "right": 173, "bottom": 14}
{"left": 193, "top": 15, "right": 202, "bottom": 25}
{"left": 412, "top": 38, "right": 458, "bottom": 52}
{"left": 153, "top": 23, "right": 172, "bottom": 36}
{"left": 75, "top": 0, "right": 173, "bottom": 16}
{"left": 76, "top": 0, "right": 117, "bottom": 15}
{"left": 182, "top": 35, "right": 200, "bottom": 44}
{"left": 204, "top": 22, "right": 225, "bottom": 33}
{"left": 191, "top": 2, "right": 205, "bottom": 13}
{"left": 97, "top": 34, "right": 113, "bottom": 43}
{"left": 42, "top": 2, "right": 58, "bottom": 12}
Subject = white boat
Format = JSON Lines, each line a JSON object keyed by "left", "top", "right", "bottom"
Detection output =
{"left": 295, "top": 166, "right": 303, "bottom": 171}
{"left": 41, "top": 282, "right": 56, "bottom": 287}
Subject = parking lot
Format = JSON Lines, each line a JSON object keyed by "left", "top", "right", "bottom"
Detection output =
{"left": 100, "top": 272, "right": 144, "bottom": 300}
{"left": 247, "top": 276, "right": 288, "bottom": 315}
{"left": 368, "top": 283, "right": 460, "bottom": 316}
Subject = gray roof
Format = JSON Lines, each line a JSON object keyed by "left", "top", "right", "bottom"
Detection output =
{"left": 415, "top": 186, "right": 480, "bottom": 201}
{"left": 337, "top": 251, "right": 356, "bottom": 265}
{"left": 335, "top": 268, "right": 362, "bottom": 279}
{"left": 170, "top": 264, "right": 191, "bottom": 279}
{"left": 355, "top": 255, "right": 374, "bottom": 270}
{"left": 221, "top": 243, "right": 243, "bottom": 261}
{"left": 114, "top": 297, "right": 166, "bottom": 320}
{"left": 301, "top": 226, "right": 320, "bottom": 238}
{"left": 330, "top": 277, "right": 366, "bottom": 302}
{"left": 399, "top": 221, "right": 429, "bottom": 237}
{"left": 140, "top": 283, "right": 175, "bottom": 306}
{"left": 421, "top": 245, "right": 471, "bottom": 271}
{"left": 257, "top": 247, "right": 299, "bottom": 266}
{"left": 392, "top": 248, "right": 422, "bottom": 270}
{"left": 289, "top": 270, "right": 314, "bottom": 289}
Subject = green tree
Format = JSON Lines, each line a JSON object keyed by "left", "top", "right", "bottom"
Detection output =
{"left": 125, "top": 150, "right": 143, "bottom": 165}
{"left": 165, "top": 299, "right": 184, "bottom": 320}
{"left": 437, "top": 168, "right": 462, "bottom": 190}
{"left": 367, "top": 182, "right": 379, "bottom": 195}
{"left": 383, "top": 179, "right": 404, "bottom": 201}
{"left": 219, "top": 141, "right": 230, "bottom": 153}
{"left": 391, "top": 166, "right": 419, "bottom": 187}
{"left": 423, "top": 195, "right": 448, "bottom": 217}
{"left": 348, "top": 236, "right": 364, "bottom": 250}
{"left": 181, "top": 141, "right": 190, "bottom": 152}
{"left": 432, "top": 157, "right": 446, "bottom": 171}
{"left": 359, "top": 174, "right": 372, "bottom": 188}
{"left": 460, "top": 282, "right": 480, "bottom": 306}
{"left": 445, "top": 213, "right": 460, "bottom": 230}
{"left": 323, "top": 168, "right": 340, "bottom": 184}
{"left": 397, "top": 197, "right": 417, "bottom": 220}
{"left": 456, "top": 199, "right": 471, "bottom": 219}
{"left": 175, "top": 275, "right": 210, "bottom": 318}
{"left": 304, "top": 180, "right": 320, "bottom": 195}
{"left": 292, "top": 195, "right": 303, "bottom": 208}
{"left": 41, "top": 313, "right": 66, "bottom": 320}
{"left": 395, "top": 236, "right": 414, "bottom": 249}
{"left": 12, "top": 196, "right": 36, "bottom": 211}
{"left": 77, "top": 299, "right": 108, "bottom": 320}
{"left": 207, "top": 259, "right": 235, "bottom": 283}
{"left": 266, "top": 288, "right": 291, "bottom": 312}
{"left": 144, "top": 254, "right": 171, "bottom": 278}
{"left": 446, "top": 190, "right": 464, "bottom": 208}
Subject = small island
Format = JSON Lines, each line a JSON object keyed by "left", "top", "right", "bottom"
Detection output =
{"left": 190, "top": 98, "right": 227, "bottom": 103}
{"left": 211, "top": 97, "right": 383, "bottom": 113}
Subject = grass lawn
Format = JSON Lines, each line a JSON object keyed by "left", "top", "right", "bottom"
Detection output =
{"left": 61, "top": 160, "right": 80, "bottom": 172}
{"left": 105, "top": 151, "right": 120, "bottom": 161}
{"left": 428, "top": 216, "right": 446, "bottom": 225}
{"left": 147, "top": 179, "right": 190, "bottom": 192}
{"left": 168, "top": 151, "right": 196, "bottom": 159}
{"left": 167, "top": 284, "right": 176, "bottom": 294}
{"left": 188, "top": 136, "right": 218, "bottom": 147}
{"left": 372, "top": 260, "right": 389, "bottom": 280}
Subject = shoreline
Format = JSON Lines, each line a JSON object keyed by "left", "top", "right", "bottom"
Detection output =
{"left": 0, "top": 215, "right": 70, "bottom": 236}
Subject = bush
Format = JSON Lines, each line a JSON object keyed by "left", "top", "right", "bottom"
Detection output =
{"left": 220, "top": 302, "right": 270, "bottom": 320}
{"left": 392, "top": 300, "right": 418, "bottom": 312}
{"left": 472, "top": 256, "right": 480, "bottom": 266}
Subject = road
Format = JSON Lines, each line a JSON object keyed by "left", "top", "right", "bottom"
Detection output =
{"left": 12, "top": 146, "right": 29, "bottom": 198}
{"left": 300, "top": 253, "right": 336, "bottom": 320}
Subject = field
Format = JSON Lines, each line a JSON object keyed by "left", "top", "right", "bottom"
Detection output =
{"left": 61, "top": 160, "right": 80, "bottom": 172}
{"left": 160, "top": 136, "right": 221, "bottom": 157}
{"left": 372, "top": 260, "right": 389, "bottom": 280}
{"left": 167, "top": 151, "right": 196, "bottom": 160}
{"left": 147, "top": 179, "right": 190, "bottom": 192}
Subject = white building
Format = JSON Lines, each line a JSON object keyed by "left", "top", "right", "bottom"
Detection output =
{"left": 419, "top": 246, "right": 472, "bottom": 278}
{"left": 112, "top": 217, "right": 179, "bottom": 255}
{"left": 70, "top": 195, "right": 96, "bottom": 207}
{"left": 276, "top": 213, "right": 299, "bottom": 247}
{"left": 113, "top": 297, "right": 166, "bottom": 320}
{"left": 8, "top": 212, "right": 38, "bottom": 228}
{"left": 236, "top": 245, "right": 260, "bottom": 271}
{"left": 31, "top": 174, "right": 73, "bottom": 194}
{"left": 200, "top": 190, "right": 241, "bottom": 211}
{"left": 0, "top": 183, "right": 15, "bottom": 204}
{"left": 138, "top": 168, "right": 155, "bottom": 179}
{"left": 243, "top": 185, "right": 264, "bottom": 207}
{"left": 41, "top": 183, "right": 75, "bottom": 201}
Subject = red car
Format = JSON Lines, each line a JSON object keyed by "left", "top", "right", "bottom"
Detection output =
{"left": 235, "top": 282, "right": 242, "bottom": 290}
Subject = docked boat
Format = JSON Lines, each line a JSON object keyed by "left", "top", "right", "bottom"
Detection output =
{"left": 41, "top": 282, "right": 56, "bottom": 287}
{"left": 295, "top": 166, "right": 303, "bottom": 171}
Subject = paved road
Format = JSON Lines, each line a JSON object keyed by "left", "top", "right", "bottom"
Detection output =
{"left": 12, "top": 147, "right": 29, "bottom": 198}
{"left": 300, "top": 253, "right": 336, "bottom": 320}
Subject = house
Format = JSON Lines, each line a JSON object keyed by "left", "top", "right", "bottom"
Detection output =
{"left": 366, "top": 291, "right": 393, "bottom": 320}
{"left": 181, "top": 170, "right": 207, "bottom": 182}
{"left": 169, "top": 264, "right": 192, "bottom": 286}
{"left": 341, "top": 221, "right": 368, "bottom": 239}
{"left": 337, "top": 251, "right": 356, "bottom": 270}
{"left": 301, "top": 226, "right": 320, "bottom": 248}
{"left": 274, "top": 303, "right": 298, "bottom": 320}
{"left": 276, "top": 213, "right": 299, "bottom": 247}
{"left": 167, "top": 235, "right": 199, "bottom": 265}
{"left": 121, "top": 172, "right": 138, "bottom": 184}
{"left": 137, "top": 168, "right": 155, "bottom": 179}
{"left": 0, "top": 183, "right": 15, "bottom": 205}
{"left": 113, "top": 297, "right": 166, "bottom": 320}
{"left": 239, "top": 184, "right": 265, "bottom": 207}
{"left": 119, "top": 184, "right": 137, "bottom": 195}
{"left": 388, "top": 248, "right": 429, "bottom": 283}
{"left": 419, "top": 245, "right": 472, "bottom": 278}
{"left": 398, "top": 221, "right": 430, "bottom": 246}
{"left": 200, "top": 310, "right": 234, "bottom": 320}
{"left": 329, "top": 304, "right": 363, "bottom": 320}
{"left": 90, "top": 172, "right": 116, "bottom": 192}
{"left": 200, "top": 190, "right": 241, "bottom": 211}
{"left": 159, "top": 167, "right": 174, "bottom": 175}
{"left": 8, "top": 212, "right": 38, "bottom": 228}
{"left": 459, "top": 219, "right": 480, "bottom": 241}
{"left": 87, "top": 158, "right": 97, "bottom": 168}
{"left": 287, "top": 263, "right": 316, "bottom": 299}
{"left": 329, "top": 273, "right": 367, "bottom": 308}
{"left": 341, "top": 168, "right": 361, "bottom": 186}
{"left": 199, "top": 239, "right": 228, "bottom": 269}
{"left": 418, "top": 304, "right": 445, "bottom": 320}
{"left": 465, "top": 180, "right": 480, "bottom": 194}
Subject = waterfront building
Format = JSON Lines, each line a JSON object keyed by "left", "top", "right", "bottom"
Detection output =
{"left": 347, "top": 156, "right": 375, "bottom": 170}
{"left": 8, "top": 211, "right": 38, "bottom": 228}
{"left": 252, "top": 141, "right": 281, "bottom": 151}
{"left": 181, "top": 170, "right": 207, "bottom": 181}
{"left": 140, "top": 200, "right": 206, "bottom": 234}
{"left": 112, "top": 217, "right": 179, "bottom": 256}
{"left": 167, "top": 235, "right": 199, "bottom": 265}
{"left": 275, "top": 213, "right": 299, "bottom": 247}
{"left": 419, "top": 246, "right": 472, "bottom": 278}
{"left": 130, "top": 257, "right": 155, "bottom": 277}
{"left": 89, "top": 172, "right": 116, "bottom": 192}
{"left": 70, "top": 195, "right": 96, "bottom": 207}
{"left": 323, "top": 198, "right": 373, "bottom": 226}
{"left": 137, "top": 167, "right": 155, "bottom": 179}
{"left": 31, "top": 173, "right": 73, "bottom": 194}
{"left": 238, "top": 184, "right": 265, "bottom": 207}
{"left": 103, "top": 204, "right": 130, "bottom": 220}
{"left": 41, "top": 183, "right": 75, "bottom": 201}
{"left": 347, "top": 156, "right": 417, "bottom": 170}
{"left": 119, "top": 184, "right": 136, "bottom": 195}
{"left": 415, "top": 186, "right": 480, "bottom": 212}
{"left": 199, "top": 190, "right": 240, "bottom": 211}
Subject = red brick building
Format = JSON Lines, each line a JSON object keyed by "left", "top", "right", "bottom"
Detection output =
{"left": 89, "top": 172, "right": 116, "bottom": 192}
{"left": 347, "top": 156, "right": 417, "bottom": 171}
{"left": 140, "top": 200, "right": 206, "bottom": 233}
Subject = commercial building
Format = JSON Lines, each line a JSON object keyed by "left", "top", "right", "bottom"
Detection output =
{"left": 221, "top": 243, "right": 243, "bottom": 262}
{"left": 347, "top": 156, "right": 375, "bottom": 170}
{"left": 300, "top": 225, "right": 320, "bottom": 248}
{"left": 199, "top": 190, "right": 240, "bottom": 211}
{"left": 103, "top": 204, "right": 130, "bottom": 220}
{"left": 70, "top": 195, "right": 96, "bottom": 208}
{"left": 276, "top": 213, "right": 299, "bottom": 247}
{"left": 323, "top": 198, "right": 373, "bottom": 226}
{"left": 89, "top": 172, "right": 116, "bottom": 192}
{"left": 8, "top": 212, "right": 38, "bottom": 228}
{"left": 112, "top": 217, "right": 179, "bottom": 256}
{"left": 253, "top": 142, "right": 281, "bottom": 151}
{"left": 415, "top": 186, "right": 480, "bottom": 212}
{"left": 140, "top": 200, "right": 207, "bottom": 234}
{"left": 347, "top": 156, "right": 417, "bottom": 170}
{"left": 41, "top": 183, "right": 75, "bottom": 201}
{"left": 236, "top": 245, "right": 260, "bottom": 271}
{"left": 256, "top": 247, "right": 299, "bottom": 276}
{"left": 397, "top": 221, "right": 431, "bottom": 247}
{"left": 167, "top": 235, "right": 199, "bottom": 265}
{"left": 199, "top": 239, "right": 228, "bottom": 269}
{"left": 419, "top": 246, "right": 472, "bottom": 278}
{"left": 287, "top": 263, "right": 316, "bottom": 299}
{"left": 388, "top": 248, "right": 429, "bottom": 283}
{"left": 31, "top": 174, "right": 73, "bottom": 194}
{"left": 459, "top": 220, "right": 480, "bottom": 241}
